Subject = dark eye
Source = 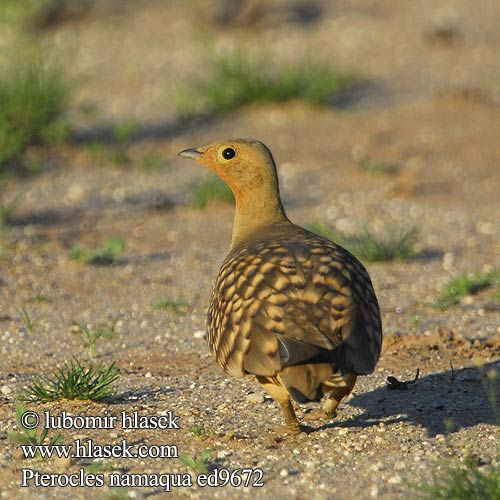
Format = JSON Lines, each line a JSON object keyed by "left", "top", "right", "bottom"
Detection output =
{"left": 222, "top": 147, "right": 236, "bottom": 160}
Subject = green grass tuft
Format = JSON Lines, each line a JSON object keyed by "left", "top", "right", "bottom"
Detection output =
{"left": 351, "top": 228, "right": 419, "bottom": 262}
{"left": 0, "top": 195, "right": 19, "bottom": 227}
{"left": 0, "top": 59, "right": 68, "bottom": 172}
{"left": 8, "top": 405, "right": 62, "bottom": 459}
{"left": 307, "top": 221, "right": 419, "bottom": 262}
{"left": 187, "top": 425, "right": 208, "bottom": 438}
{"left": 19, "top": 307, "right": 35, "bottom": 334}
{"left": 140, "top": 151, "right": 163, "bottom": 171}
{"left": 306, "top": 221, "right": 350, "bottom": 247}
{"left": 433, "top": 270, "right": 499, "bottom": 309}
{"left": 179, "top": 449, "right": 213, "bottom": 475}
{"left": 191, "top": 175, "right": 234, "bottom": 208}
{"left": 176, "top": 49, "right": 359, "bottom": 116}
{"left": 357, "top": 160, "right": 399, "bottom": 175}
{"left": 416, "top": 460, "right": 500, "bottom": 500}
{"left": 0, "top": 0, "right": 91, "bottom": 30}
{"left": 20, "top": 358, "right": 119, "bottom": 402}
{"left": 70, "top": 238, "right": 125, "bottom": 265}
{"left": 113, "top": 120, "right": 139, "bottom": 144}
{"left": 84, "top": 120, "right": 143, "bottom": 168}
{"left": 154, "top": 297, "right": 189, "bottom": 315}
{"left": 72, "top": 321, "right": 118, "bottom": 358}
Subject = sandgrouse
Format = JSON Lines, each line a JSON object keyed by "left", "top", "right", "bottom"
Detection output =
{"left": 178, "top": 138, "right": 382, "bottom": 433}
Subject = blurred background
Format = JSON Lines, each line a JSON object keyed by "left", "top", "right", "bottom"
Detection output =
{"left": 1, "top": 0, "right": 500, "bottom": 380}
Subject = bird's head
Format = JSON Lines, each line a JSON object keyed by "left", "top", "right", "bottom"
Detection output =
{"left": 177, "top": 138, "right": 279, "bottom": 199}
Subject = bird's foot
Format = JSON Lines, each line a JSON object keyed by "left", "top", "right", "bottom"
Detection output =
{"left": 272, "top": 423, "right": 313, "bottom": 435}
{"left": 302, "top": 408, "right": 337, "bottom": 421}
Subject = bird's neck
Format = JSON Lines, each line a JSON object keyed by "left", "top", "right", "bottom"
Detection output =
{"left": 230, "top": 183, "right": 288, "bottom": 250}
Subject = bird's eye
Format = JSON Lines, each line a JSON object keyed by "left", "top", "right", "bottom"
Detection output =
{"left": 222, "top": 147, "right": 236, "bottom": 160}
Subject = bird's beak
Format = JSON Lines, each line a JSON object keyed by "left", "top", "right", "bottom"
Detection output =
{"left": 177, "top": 148, "right": 202, "bottom": 160}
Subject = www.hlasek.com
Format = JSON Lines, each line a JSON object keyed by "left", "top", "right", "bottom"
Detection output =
{"left": 17, "top": 409, "right": 264, "bottom": 492}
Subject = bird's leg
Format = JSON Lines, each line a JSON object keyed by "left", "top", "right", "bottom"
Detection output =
{"left": 279, "top": 398, "right": 300, "bottom": 429}
{"left": 256, "top": 376, "right": 303, "bottom": 434}
{"left": 304, "top": 373, "right": 358, "bottom": 421}
{"left": 323, "top": 372, "right": 357, "bottom": 416}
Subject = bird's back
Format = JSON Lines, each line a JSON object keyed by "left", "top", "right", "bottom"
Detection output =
{"left": 207, "top": 221, "right": 383, "bottom": 394}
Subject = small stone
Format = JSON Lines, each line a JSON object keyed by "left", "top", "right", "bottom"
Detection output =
{"left": 246, "top": 392, "right": 265, "bottom": 404}
{"left": 65, "top": 183, "right": 88, "bottom": 204}
{"left": 388, "top": 475, "right": 402, "bottom": 484}
{"left": 145, "top": 372, "right": 152, "bottom": 378}
{"left": 1, "top": 385, "right": 12, "bottom": 395}
{"left": 442, "top": 252, "right": 455, "bottom": 271}
{"left": 53, "top": 456, "right": 73, "bottom": 468}
{"left": 461, "top": 296, "right": 475, "bottom": 305}
{"left": 193, "top": 330, "right": 206, "bottom": 339}
{"left": 476, "top": 221, "right": 495, "bottom": 235}
{"left": 280, "top": 468, "right": 289, "bottom": 478}
{"left": 69, "top": 324, "right": 82, "bottom": 335}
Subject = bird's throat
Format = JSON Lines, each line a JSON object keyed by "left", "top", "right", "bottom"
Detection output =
{"left": 230, "top": 185, "right": 288, "bottom": 250}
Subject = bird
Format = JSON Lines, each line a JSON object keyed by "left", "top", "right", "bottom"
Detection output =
{"left": 178, "top": 138, "right": 382, "bottom": 434}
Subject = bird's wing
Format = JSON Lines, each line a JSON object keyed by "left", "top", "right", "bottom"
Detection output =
{"left": 282, "top": 236, "right": 383, "bottom": 375}
{"left": 207, "top": 235, "right": 382, "bottom": 378}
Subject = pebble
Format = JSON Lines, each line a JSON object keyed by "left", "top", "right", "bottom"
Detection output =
{"left": 461, "top": 296, "right": 475, "bottom": 305}
{"left": 476, "top": 221, "right": 495, "bottom": 235}
{"left": 246, "top": 392, "right": 265, "bottom": 404}
{"left": 388, "top": 475, "right": 402, "bottom": 484}
{"left": 193, "top": 330, "right": 206, "bottom": 339}
{"left": 65, "top": 183, "right": 88, "bottom": 204}
{"left": 1, "top": 385, "right": 12, "bottom": 396}
{"left": 280, "top": 469, "right": 289, "bottom": 478}
{"left": 442, "top": 252, "right": 454, "bottom": 271}
{"left": 53, "top": 456, "right": 73, "bottom": 468}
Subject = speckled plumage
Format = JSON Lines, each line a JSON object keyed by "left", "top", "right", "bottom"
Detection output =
{"left": 178, "top": 138, "right": 382, "bottom": 433}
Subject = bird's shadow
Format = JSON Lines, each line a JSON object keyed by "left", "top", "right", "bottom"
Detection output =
{"left": 316, "top": 361, "right": 500, "bottom": 436}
